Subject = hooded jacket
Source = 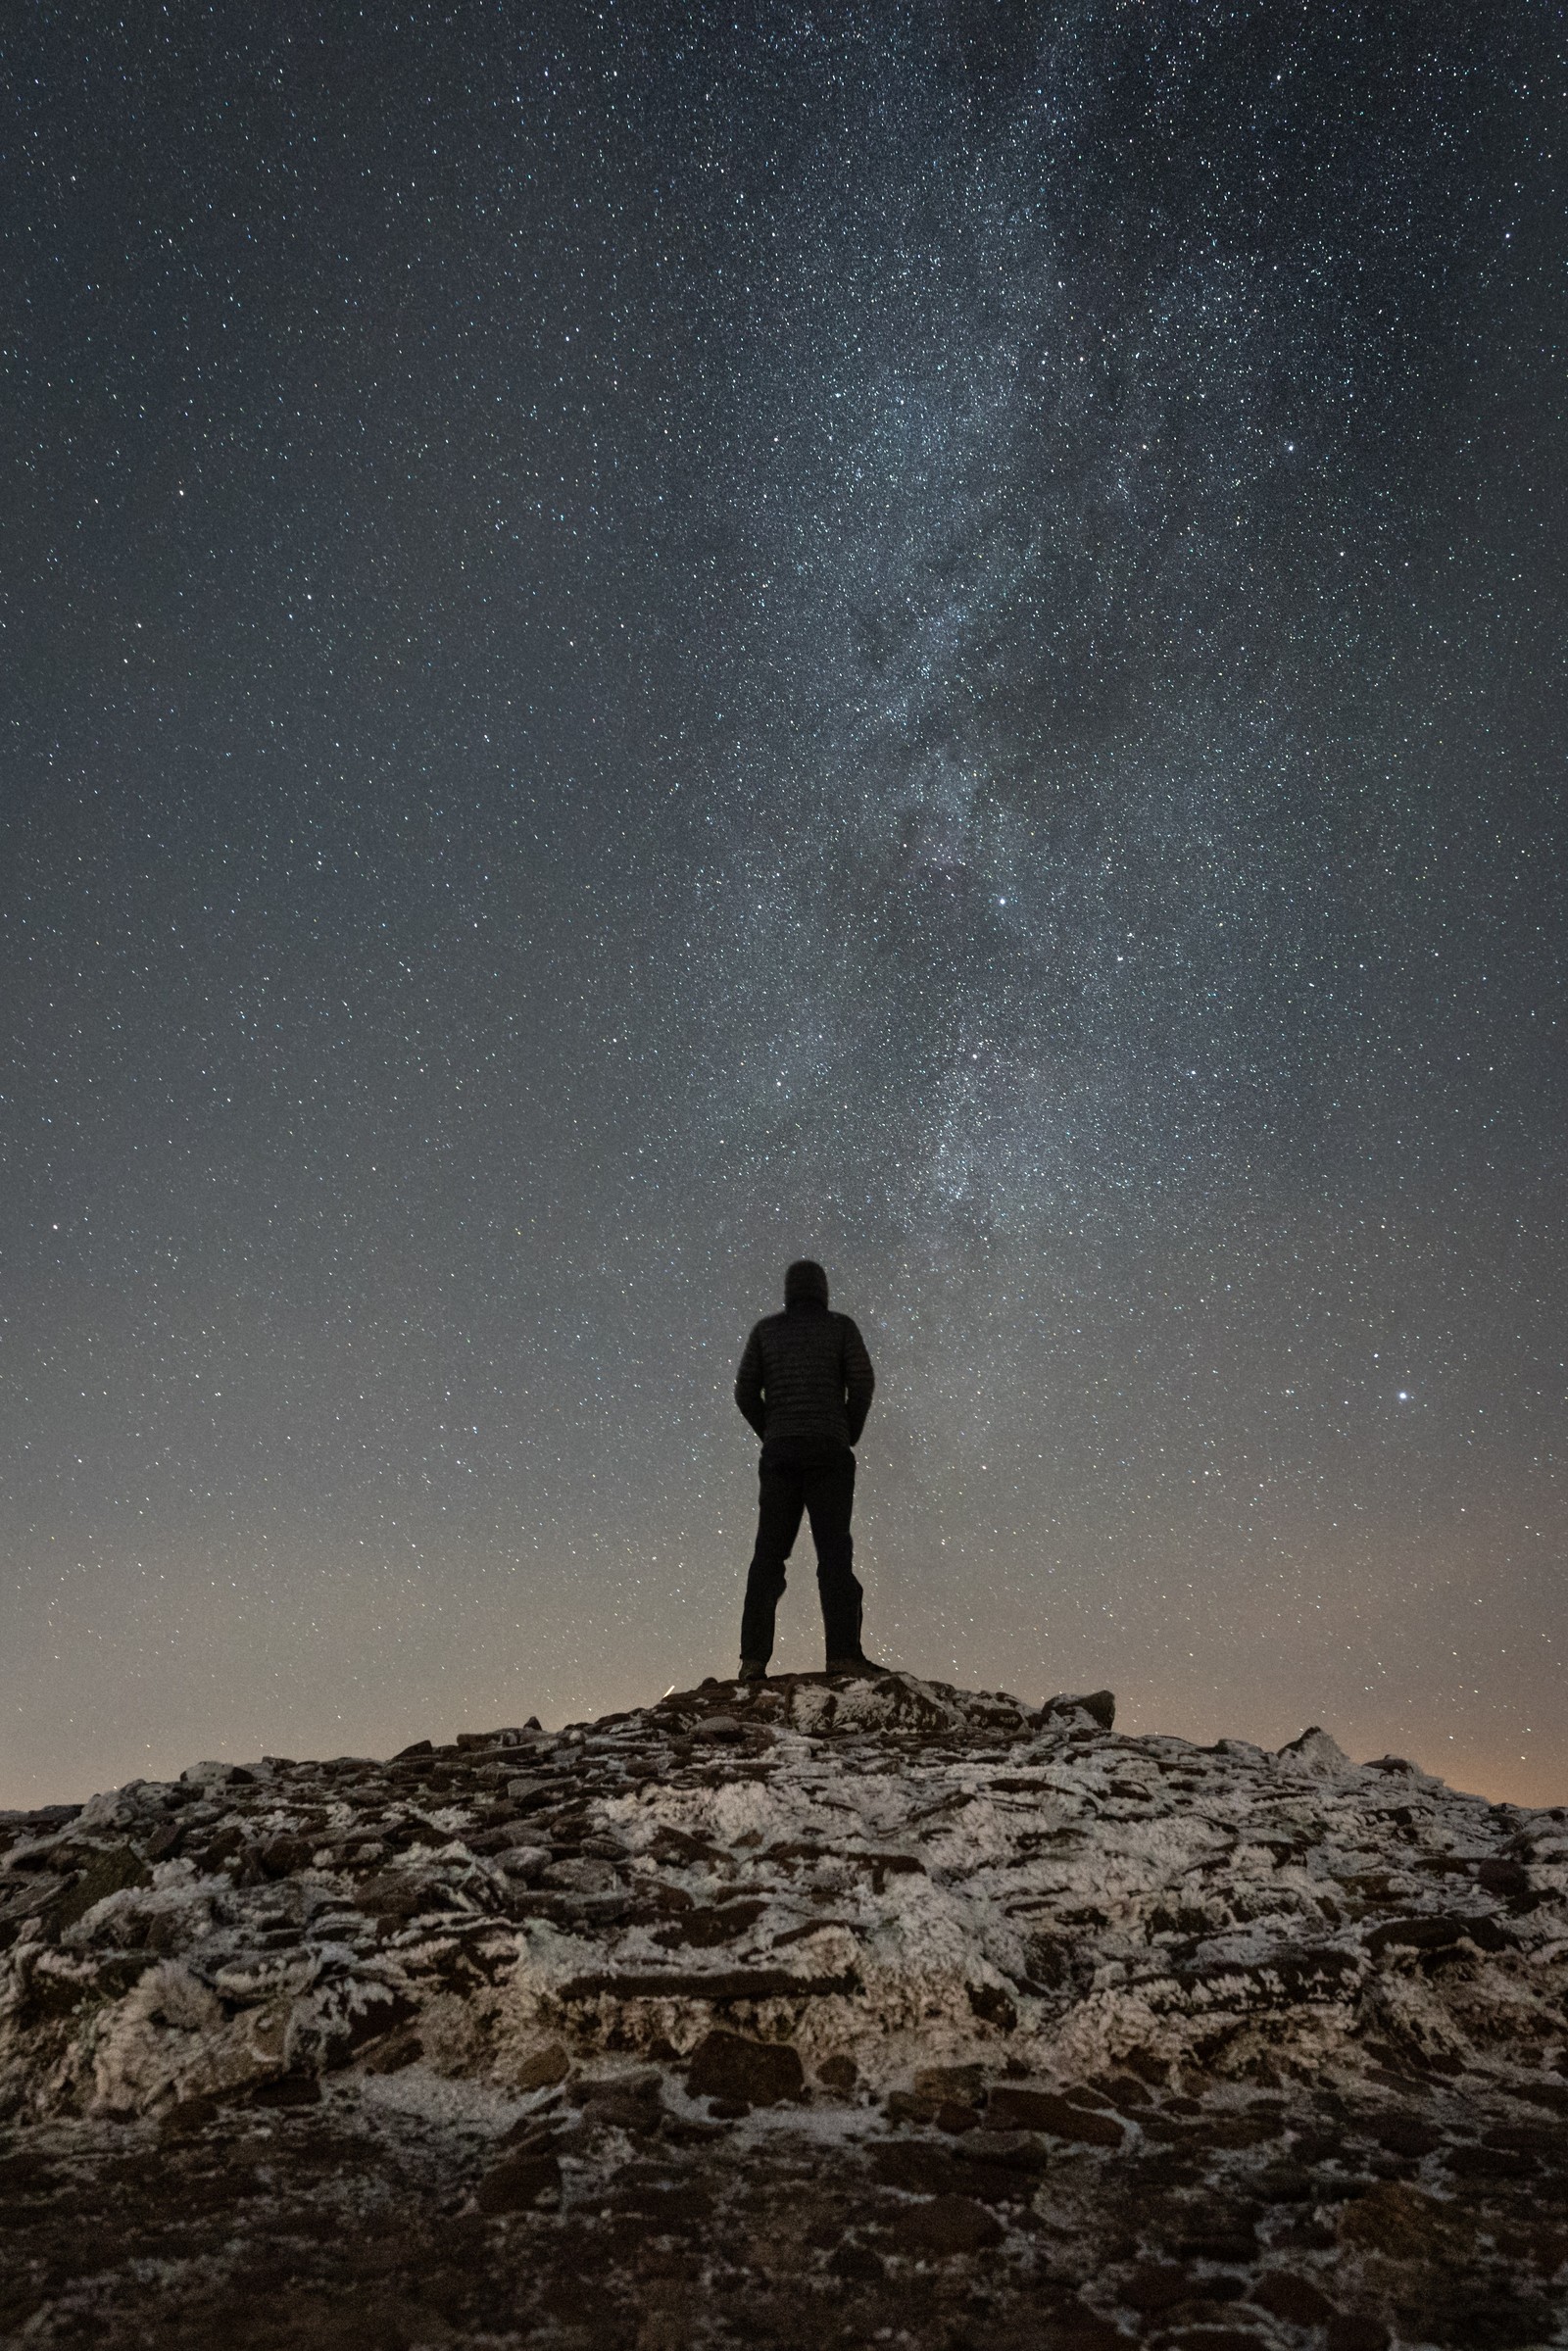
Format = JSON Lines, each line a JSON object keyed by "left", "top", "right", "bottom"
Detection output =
{"left": 734, "top": 1291, "right": 876, "bottom": 1455}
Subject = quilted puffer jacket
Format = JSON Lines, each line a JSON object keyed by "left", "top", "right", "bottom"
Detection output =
{"left": 734, "top": 1297, "right": 875, "bottom": 1454}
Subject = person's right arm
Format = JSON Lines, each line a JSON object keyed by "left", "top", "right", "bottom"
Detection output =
{"left": 734, "top": 1325, "right": 766, "bottom": 1439}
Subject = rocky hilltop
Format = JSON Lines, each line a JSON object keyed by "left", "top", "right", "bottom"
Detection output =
{"left": 2, "top": 1671, "right": 1566, "bottom": 2351}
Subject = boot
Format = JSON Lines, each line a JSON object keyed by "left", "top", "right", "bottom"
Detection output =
{"left": 738, "top": 1659, "right": 767, "bottom": 1683}
{"left": 824, "top": 1652, "right": 892, "bottom": 1678}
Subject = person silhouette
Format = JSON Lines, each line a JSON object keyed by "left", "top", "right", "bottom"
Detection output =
{"left": 733, "top": 1258, "right": 886, "bottom": 1681}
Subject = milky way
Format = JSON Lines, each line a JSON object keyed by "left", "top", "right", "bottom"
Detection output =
{"left": 4, "top": 5, "right": 1563, "bottom": 1804}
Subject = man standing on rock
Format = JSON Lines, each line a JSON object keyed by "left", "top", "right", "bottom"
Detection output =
{"left": 733, "top": 1258, "right": 885, "bottom": 1682}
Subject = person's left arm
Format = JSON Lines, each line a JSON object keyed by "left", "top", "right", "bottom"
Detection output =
{"left": 842, "top": 1317, "right": 875, "bottom": 1444}
{"left": 734, "top": 1324, "right": 767, "bottom": 1439}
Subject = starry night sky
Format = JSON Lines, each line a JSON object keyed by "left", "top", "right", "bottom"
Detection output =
{"left": 4, "top": 5, "right": 1564, "bottom": 1807}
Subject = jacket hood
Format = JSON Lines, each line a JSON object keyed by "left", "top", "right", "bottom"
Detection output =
{"left": 784, "top": 1258, "right": 829, "bottom": 1308}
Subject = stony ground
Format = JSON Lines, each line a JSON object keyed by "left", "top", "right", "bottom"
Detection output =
{"left": 2, "top": 1671, "right": 1566, "bottom": 2350}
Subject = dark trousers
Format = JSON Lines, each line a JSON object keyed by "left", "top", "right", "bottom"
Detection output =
{"left": 740, "top": 1445, "right": 863, "bottom": 1666}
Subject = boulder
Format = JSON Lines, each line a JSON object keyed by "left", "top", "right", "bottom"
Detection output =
{"left": 885, "top": 2194, "right": 1003, "bottom": 2256}
{"left": 986, "top": 2086, "right": 1122, "bottom": 2146}
{"left": 475, "top": 2149, "right": 560, "bottom": 2213}
{"left": 685, "top": 2031, "right": 804, "bottom": 2108}
{"left": 1040, "top": 1690, "right": 1116, "bottom": 1731}
{"left": 1275, "top": 1727, "right": 1353, "bottom": 1777}
{"left": 1251, "top": 2272, "right": 1337, "bottom": 2325}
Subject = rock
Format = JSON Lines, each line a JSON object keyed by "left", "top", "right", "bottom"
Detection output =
{"left": 559, "top": 1964, "right": 857, "bottom": 2002}
{"left": 355, "top": 1873, "right": 439, "bottom": 1921}
{"left": 830, "top": 2242, "right": 885, "bottom": 2281}
{"left": 322, "top": 1986, "right": 419, "bottom": 2064}
{"left": 1173, "top": 2224, "right": 1259, "bottom": 2263}
{"left": 871, "top": 2142, "right": 971, "bottom": 2196}
{"left": 1338, "top": 2180, "right": 1472, "bottom": 2262}
{"left": 359, "top": 2026, "right": 422, "bottom": 2076}
{"left": 953, "top": 2130, "right": 1050, "bottom": 2175}
{"left": 1324, "top": 2321, "right": 1391, "bottom": 2351}
{"left": 986, "top": 2086, "right": 1122, "bottom": 2146}
{"left": 885, "top": 2088, "right": 940, "bottom": 2126}
{"left": 249, "top": 2074, "right": 321, "bottom": 2109}
{"left": 0, "top": 2150, "right": 61, "bottom": 2196}
{"left": 578, "top": 2083, "right": 664, "bottom": 2137}
{"left": 1375, "top": 2115, "right": 1444, "bottom": 2157}
{"left": 1039, "top": 2316, "right": 1127, "bottom": 2351}
{"left": 1483, "top": 2121, "right": 1561, "bottom": 2159}
{"left": 474, "top": 2149, "right": 560, "bottom": 2213}
{"left": 1160, "top": 2333, "right": 1268, "bottom": 2351}
{"left": 1250, "top": 2272, "right": 1337, "bottom": 2325}
{"left": 541, "top": 1856, "right": 621, "bottom": 1894}
{"left": 817, "top": 2053, "right": 858, "bottom": 2090}
{"left": 966, "top": 1982, "right": 1018, "bottom": 2030}
{"left": 885, "top": 2194, "right": 1003, "bottom": 2256}
{"left": 935, "top": 2100, "right": 980, "bottom": 2133}
{"left": 469, "top": 1820, "right": 539, "bottom": 1853}
{"left": 1365, "top": 1914, "right": 1467, "bottom": 1957}
{"left": 1120, "top": 2263, "right": 1191, "bottom": 2312}
{"left": 495, "top": 1843, "right": 549, "bottom": 1881}
{"left": 1475, "top": 1855, "right": 1530, "bottom": 1897}
{"left": 195, "top": 1825, "right": 248, "bottom": 1873}
{"left": 54, "top": 1845, "right": 150, "bottom": 1930}
{"left": 259, "top": 1833, "right": 315, "bottom": 1878}
{"left": 1250, "top": 2161, "right": 1320, "bottom": 2203}
{"left": 74, "top": 1787, "right": 148, "bottom": 1833}
{"left": 1041, "top": 1690, "right": 1116, "bottom": 1730}
{"left": 1510, "top": 2078, "right": 1568, "bottom": 2115}
{"left": 512, "top": 2043, "right": 571, "bottom": 2093}
{"left": 914, "top": 2062, "right": 984, "bottom": 2105}
{"left": 685, "top": 2032, "right": 804, "bottom": 2108}
{"left": 1193, "top": 2114, "right": 1282, "bottom": 2151}
{"left": 1275, "top": 1727, "right": 1353, "bottom": 1777}
{"left": 1442, "top": 2142, "right": 1538, "bottom": 2180}
{"left": 651, "top": 1899, "right": 766, "bottom": 1947}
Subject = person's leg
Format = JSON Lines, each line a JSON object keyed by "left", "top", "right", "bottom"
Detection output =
{"left": 803, "top": 1451, "right": 864, "bottom": 1664}
{"left": 740, "top": 1458, "right": 806, "bottom": 1668}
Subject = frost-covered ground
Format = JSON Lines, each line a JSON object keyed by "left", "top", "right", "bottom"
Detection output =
{"left": 2, "top": 1671, "right": 1565, "bottom": 2349}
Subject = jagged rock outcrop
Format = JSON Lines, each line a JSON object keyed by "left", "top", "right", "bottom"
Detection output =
{"left": 1, "top": 1672, "right": 1565, "bottom": 2349}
